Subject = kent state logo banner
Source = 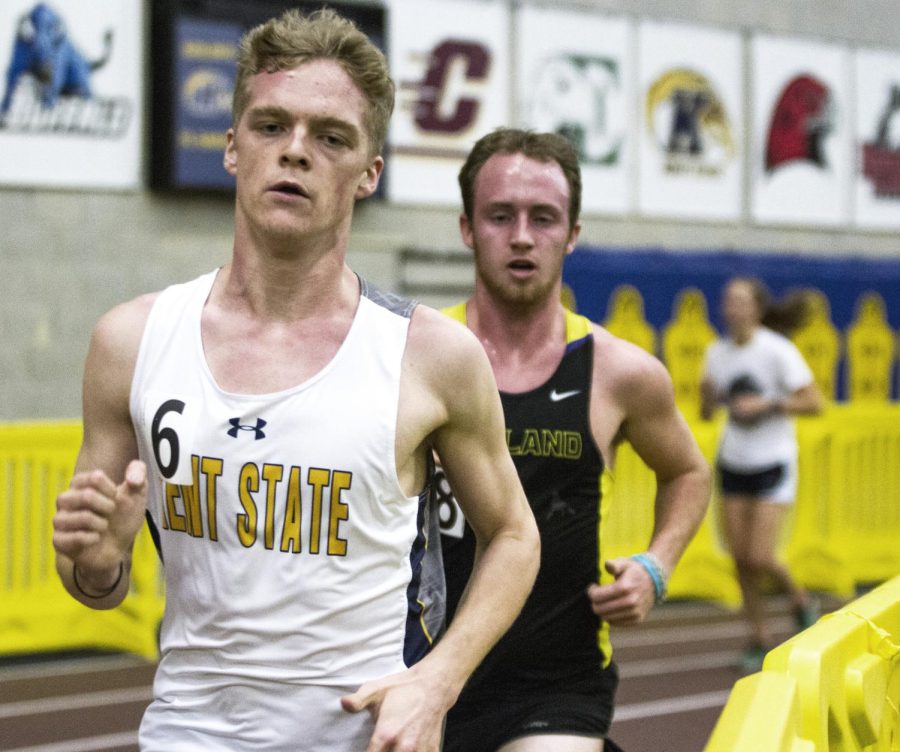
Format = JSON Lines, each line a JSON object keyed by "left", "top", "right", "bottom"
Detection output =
{"left": 0, "top": 0, "right": 142, "bottom": 188}
{"left": 637, "top": 20, "right": 743, "bottom": 221}
{"left": 644, "top": 69, "right": 735, "bottom": 176}
{"left": 387, "top": 0, "right": 510, "bottom": 206}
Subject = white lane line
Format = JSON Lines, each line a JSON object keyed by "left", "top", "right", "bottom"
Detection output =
{"left": 613, "top": 689, "right": 734, "bottom": 722}
{"left": 0, "top": 687, "right": 152, "bottom": 719}
{"left": 1, "top": 730, "right": 138, "bottom": 752}
{"left": 618, "top": 650, "right": 740, "bottom": 678}
{"left": 643, "top": 604, "right": 736, "bottom": 623}
{"left": 612, "top": 616, "right": 793, "bottom": 648}
{"left": 0, "top": 655, "right": 151, "bottom": 682}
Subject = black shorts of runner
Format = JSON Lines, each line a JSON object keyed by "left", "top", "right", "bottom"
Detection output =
{"left": 718, "top": 461, "right": 785, "bottom": 496}
{"left": 442, "top": 663, "right": 620, "bottom": 752}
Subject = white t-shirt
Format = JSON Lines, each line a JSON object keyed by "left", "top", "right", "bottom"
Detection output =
{"left": 703, "top": 327, "right": 814, "bottom": 470}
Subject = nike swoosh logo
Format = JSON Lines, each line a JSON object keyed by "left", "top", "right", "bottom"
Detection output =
{"left": 549, "top": 388, "right": 581, "bottom": 402}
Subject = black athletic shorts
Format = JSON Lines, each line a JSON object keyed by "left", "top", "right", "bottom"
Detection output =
{"left": 442, "top": 663, "right": 620, "bottom": 752}
{"left": 718, "top": 461, "right": 786, "bottom": 496}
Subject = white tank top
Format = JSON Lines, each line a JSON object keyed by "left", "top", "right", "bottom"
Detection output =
{"left": 130, "top": 270, "right": 438, "bottom": 704}
{"left": 704, "top": 326, "right": 814, "bottom": 469}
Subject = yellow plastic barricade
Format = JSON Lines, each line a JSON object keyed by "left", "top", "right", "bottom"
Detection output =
{"left": 706, "top": 671, "right": 815, "bottom": 752}
{"left": 3, "top": 403, "right": 900, "bottom": 658}
{"left": 0, "top": 421, "right": 164, "bottom": 659}
{"left": 792, "top": 289, "right": 841, "bottom": 403}
{"left": 705, "top": 575, "right": 900, "bottom": 751}
{"left": 663, "top": 288, "right": 718, "bottom": 421}
{"left": 846, "top": 292, "right": 895, "bottom": 404}
{"left": 823, "top": 406, "right": 900, "bottom": 587}
{"left": 786, "top": 411, "right": 856, "bottom": 597}
{"left": 602, "top": 416, "right": 742, "bottom": 607}
{"left": 666, "top": 417, "right": 743, "bottom": 607}
{"left": 602, "top": 284, "right": 658, "bottom": 355}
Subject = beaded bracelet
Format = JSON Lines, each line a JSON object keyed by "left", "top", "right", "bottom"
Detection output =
{"left": 630, "top": 552, "right": 668, "bottom": 604}
{"left": 73, "top": 560, "right": 124, "bottom": 599}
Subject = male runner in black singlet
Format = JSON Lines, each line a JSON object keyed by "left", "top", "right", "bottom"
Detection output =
{"left": 438, "top": 128, "right": 711, "bottom": 752}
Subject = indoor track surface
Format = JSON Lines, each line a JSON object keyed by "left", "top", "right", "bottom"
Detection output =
{"left": 0, "top": 596, "right": 838, "bottom": 752}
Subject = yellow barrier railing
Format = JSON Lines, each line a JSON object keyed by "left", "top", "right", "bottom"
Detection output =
{"left": 0, "top": 421, "right": 163, "bottom": 659}
{"left": 2, "top": 406, "right": 899, "bottom": 658}
{"left": 704, "top": 575, "right": 900, "bottom": 751}
{"left": 603, "top": 415, "right": 744, "bottom": 606}
{"left": 602, "top": 404, "right": 900, "bottom": 605}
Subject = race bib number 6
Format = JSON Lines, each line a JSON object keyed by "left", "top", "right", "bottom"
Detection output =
{"left": 143, "top": 394, "right": 195, "bottom": 484}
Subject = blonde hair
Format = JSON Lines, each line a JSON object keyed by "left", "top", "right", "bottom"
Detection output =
{"left": 232, "top": 8, "right": 394, "bottom": 155}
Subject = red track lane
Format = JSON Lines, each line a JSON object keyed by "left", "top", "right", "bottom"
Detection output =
{"left": 0, "top": 596, "right": 839, "bottom": 752}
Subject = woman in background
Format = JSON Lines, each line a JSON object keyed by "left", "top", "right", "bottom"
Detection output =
{"left": 701, "top": 277, "right": 823, "bottom": 673}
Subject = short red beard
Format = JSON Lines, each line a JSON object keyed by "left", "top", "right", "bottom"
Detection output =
{"left": 475, "top": 258, "right": 561, "bottom": 311}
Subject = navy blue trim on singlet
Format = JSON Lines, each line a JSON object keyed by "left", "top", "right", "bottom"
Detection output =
{"left": 565, "top": 333, "right": 591, "bottom": 354}
{"left": 403, "top": 453, "right": 439, "bottom": 666}
{"left": 361, "top": 274, "right": 436, "bottom": 664}
{"left": 146, "top": 511, "right": 163, "bottom": 564}
{"left": 359, "top": 276, "right": 418, "bottom": 319}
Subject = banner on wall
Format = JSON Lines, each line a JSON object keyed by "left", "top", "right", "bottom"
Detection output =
{"left": 637, "top": 20, "right": 743, "bottom": 221}
{"left": 516, "top": 7, "right": 634, "bottom": 216}
{"left": 149, "top": 0, "right": 384, "bottom": 193}
{"left": 167, "top": 17, "right": 242, "bottom": 191}
{"left": 751, "top": 34, "right": 852, "bottom": 227}
{"left": 388, "top": 0, "right": 509, "bottom": 206}
{"left": 854, "top": 46, "right": 900, "bottom": 230}
{"left": 0, "top": 0, "right": 142, "bottom": 189}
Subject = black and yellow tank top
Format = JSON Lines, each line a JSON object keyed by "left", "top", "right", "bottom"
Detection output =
{"left": 437, "top": 303, "right": 613, "bottom": 695}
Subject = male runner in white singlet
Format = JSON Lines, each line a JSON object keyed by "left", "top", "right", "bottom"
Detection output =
{"left": 51, "top": 11, "right": 539, "bottom": 751}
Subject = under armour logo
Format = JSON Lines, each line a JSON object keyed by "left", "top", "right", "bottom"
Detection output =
{"left": 227, "top": 417, "right": 267, "bottom": 440}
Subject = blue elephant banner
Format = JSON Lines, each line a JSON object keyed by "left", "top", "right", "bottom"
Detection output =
{"left": 0, "top": 0, "right": 142, "bottom": 188}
